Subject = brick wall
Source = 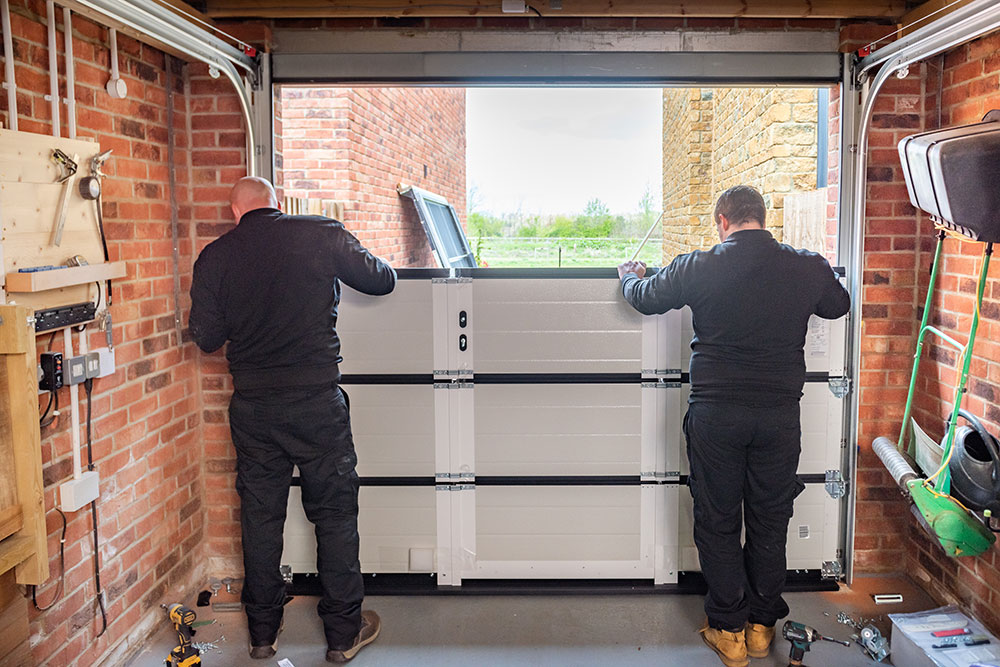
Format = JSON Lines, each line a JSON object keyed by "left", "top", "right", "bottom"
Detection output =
{"left": 1, "top": 2, "right": 205, "bottom": 665}
{"left": 901, "top": 30, "right": 1000, "bottom": 634}
{"left": 281, "top": 86, "right": 467, "bottom": 267}
{"left": 660, "top": 87, "right": 820, "bottom": 257}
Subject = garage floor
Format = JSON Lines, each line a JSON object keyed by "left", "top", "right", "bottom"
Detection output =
{"left": 131, "top": 575, "right": 932, "bottom": 667}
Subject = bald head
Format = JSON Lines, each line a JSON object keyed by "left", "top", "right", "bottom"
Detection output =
{"left": 230, "top": 176, "right": 278, "bottom": 222}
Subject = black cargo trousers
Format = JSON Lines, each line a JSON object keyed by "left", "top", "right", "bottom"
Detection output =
{"left": 228, "top": 383, "right": 363, "bottom": 650}
{"left": 684, "top": 400, "right": 805, "bottom": 631}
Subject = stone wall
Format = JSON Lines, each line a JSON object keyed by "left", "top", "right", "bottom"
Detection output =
{"left": 661, "top": 87, "right": 820, "bottom": 258}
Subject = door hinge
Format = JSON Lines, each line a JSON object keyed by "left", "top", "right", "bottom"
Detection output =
{"left": 821, "top": 559, "right": 843, "bottom": 580}
{"left": 828, "top": 377, "right": 851, "bottom": 398}
{"left": 825, "top": 470, "right": 847, "bottom": 499}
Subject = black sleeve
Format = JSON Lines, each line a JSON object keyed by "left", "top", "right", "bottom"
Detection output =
{"left": 188, "top": 247, "right": 228, "bottom": 353}
{"left": 815, "top": 261, "right": 851, "bottom": 320}
{"left": 334, "top": 225, "right": 397, "bottom": 296}
{"left": 620, "top": 254, "right": 691, "bottom": 315}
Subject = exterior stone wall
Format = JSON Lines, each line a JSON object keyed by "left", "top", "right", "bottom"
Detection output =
{"left": 661, "top": 87, "right": 820, "bottom": 258}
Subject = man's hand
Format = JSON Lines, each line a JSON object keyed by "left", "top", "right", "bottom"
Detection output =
{"left": 618, "top": 261, "right": 646, "bottom": 280}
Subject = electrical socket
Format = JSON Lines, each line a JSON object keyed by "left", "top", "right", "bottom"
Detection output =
{"left": 84, "top": 352, "right": 100, "bottom": 379}
{"left": 65, "top": 355, "right": 87, "bottom": 385}
{"left": 39, "top": 352, "right": 63, "bottom": 391}
{"left": 94, "top": 347, "right": 116, "bottom": 378}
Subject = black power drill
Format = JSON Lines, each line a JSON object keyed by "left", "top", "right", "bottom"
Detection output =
{"left": 161, "top": 603, "right": 201, "bottom": 667}
{"left": 782, "top": 620, "right": 851, "bottom": 666}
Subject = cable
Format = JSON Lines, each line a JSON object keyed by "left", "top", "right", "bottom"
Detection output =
{"left": 95, "top": 193, "right": 112, "bottom": 307}
{"left": 31, "top": 508, "right": 67, "bottom": 611}
{"left": 527, "top": 4, "right": 541, "bottom": 16}
{"left": 860, "top": 0, "right": 972, "bottom": 54}
{"left": 83, "top": 376, "right": 108, "bottom": 637}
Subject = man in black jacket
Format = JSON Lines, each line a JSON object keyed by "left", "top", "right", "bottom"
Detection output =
{"left": 190, "top": 177, "right": 396, "bottom": 663}
{"left": 618, "top": 185, "right": 849, "bottom": 667}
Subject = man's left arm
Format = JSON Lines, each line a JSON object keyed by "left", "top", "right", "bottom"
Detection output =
{"left": 188, "top": 249, "right": 228, "bottom": 353}
{"left": 815, "top": 264, "right": 851, "bottom": 319}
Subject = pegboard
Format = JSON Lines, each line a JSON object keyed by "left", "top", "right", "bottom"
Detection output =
{"left": 0, "top": 128, "right": 107, "bottom": 312}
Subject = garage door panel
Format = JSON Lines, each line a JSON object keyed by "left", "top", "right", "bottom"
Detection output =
{"left": 475, "top": 384, "right": 641, "bottom": 476}
{"left": 345, "top": 384, "right": 435, "bottom": 477}
{"left": 473, "top": 278, "right": 643, "bottom": 373}
{"left": 677, "top": 483, "right": 838, "bottom": 572}
{"left": 474, "top": 486, "right": 641, "bottom": 563}
{"left": 338, "top": 281, "right": 434, "bottom": 374}
{"left": 282, "top": 486, "right": 437, "bottom": 574}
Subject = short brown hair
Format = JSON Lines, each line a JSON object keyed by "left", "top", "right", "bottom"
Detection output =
{"left": 714, "top": 185, "right": 766, "bottom": 227}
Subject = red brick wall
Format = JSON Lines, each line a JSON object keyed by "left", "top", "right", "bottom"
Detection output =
{"left": 903, "top": 30, "right": 1000, "bottom": 634}
{"left": 2, "top": 2, "right": 204, "bottom": 665}
{"left": 280, "top": 86, "right": 466, "bottom": 267}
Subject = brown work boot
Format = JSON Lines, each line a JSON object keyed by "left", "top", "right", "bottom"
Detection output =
{"left": 746, "top": 622, "right": 775, "bottom": 658}
{"left": 249, "top": 619, "right": 284, "bottom": 659}
{"left": 326, "top": 610, "right": 381, "bottom": 663}
{"left": 699, "top": 621, "right": 749, "bottom": 667}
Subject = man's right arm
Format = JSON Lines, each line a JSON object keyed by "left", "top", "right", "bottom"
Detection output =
{"left": 620, "top": 256, "right": 689, "bottom": 315}
{"left": 188, "top": 249, "right": 228, "bottom": 353}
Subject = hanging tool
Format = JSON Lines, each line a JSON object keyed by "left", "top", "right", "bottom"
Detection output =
{"left": 161, "top": 603, "right": 201, "bottom": 667}
{"left": 51, "top": 150, "right": 79, "bottom": 246}
{"left": 628, "top": 210, "right": 665, "bottom": 262}
{"left": 782, "top": 620, "right": 850, "bottom": 666}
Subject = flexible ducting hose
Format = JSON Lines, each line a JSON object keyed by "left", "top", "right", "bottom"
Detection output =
{"left": 873, "top": 436, "right": 919, "bottom": 490}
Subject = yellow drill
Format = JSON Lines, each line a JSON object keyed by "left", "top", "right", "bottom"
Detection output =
{"left": 161, "top": 603, "right": 201, "bottom": 667}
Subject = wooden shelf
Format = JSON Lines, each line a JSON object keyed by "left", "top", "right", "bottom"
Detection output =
{"left": 3, "top": 261, "right": 126, "bottom": 293}
{"left": 0, "top": 536, "right": 34, "bottom": 578}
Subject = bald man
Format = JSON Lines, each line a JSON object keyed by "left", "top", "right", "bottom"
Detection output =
{"left": 190, "top": 177, "right": 396, "bottom": 663}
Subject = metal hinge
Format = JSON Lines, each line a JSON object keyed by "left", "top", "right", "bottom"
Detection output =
{"left": 821, "top": 559, "right": 843, "bottom": 580}
{"left": 436, "top": 472, "right": 474, "bottom": 481}
{"left": 431, "top": 277, "right": 472, "bottom": 284}
{"left": 435, "top": 484, "right": 474, "bottom": 491}
{"left": 434, "top": 381, "right": 473, "bottom": 390}
{"left": 825, "top": 470, "right": 847, "bottom": 499}
{"left": 828, "top": 377, "right": 851, "bottom": 398}
{"left": 280, "top": 565, "right": 293, "bottom": 584}
{"left": 641, "top": 368, "right": 682, "bottom": 376}
{"left": 642, "top": 381, "right": 681, "bottom": 389}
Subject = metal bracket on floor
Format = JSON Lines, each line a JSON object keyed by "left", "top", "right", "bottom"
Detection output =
{"left": 821, "top": 559, "right": 844, "bottom": 580}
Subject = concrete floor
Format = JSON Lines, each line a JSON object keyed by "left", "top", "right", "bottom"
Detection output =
{"left": 131, "top": 575, "right": 932, "bottom": 667}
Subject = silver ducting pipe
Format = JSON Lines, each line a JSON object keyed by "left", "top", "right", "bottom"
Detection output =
{"left": 47, "top": 1, "right": 60, "bottom": 136}
{"left": 68, "top": 0, "right": 258, "bottom": 174}
{"left": 873, "top": 437, "right": 918, "bottom": 489}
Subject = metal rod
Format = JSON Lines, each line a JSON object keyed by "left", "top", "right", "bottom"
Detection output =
{"left": 937, "top": 243, "right": 992, "bottom": 496}
{"left": 897, "top": 231, "right": 946, "bottom": 453}
{"left": 47, "top": 1, "right": 60, "bottom": 137}
{"left": 63, "top": 6, "right": 76, "bottom": 138}
{"left": 166, "top": 56, "right": 184, "bottom": 345}
{"left": 629, "top": 211, "right": 664, "bottom": 262}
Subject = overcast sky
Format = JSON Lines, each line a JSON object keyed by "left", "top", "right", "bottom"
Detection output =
{"left": 466, "top": 88, "right": 663, "bottom": 217}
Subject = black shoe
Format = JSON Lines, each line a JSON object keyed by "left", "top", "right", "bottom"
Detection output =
{"left": 326, "top": 610, "right": 381, "bottom": 663}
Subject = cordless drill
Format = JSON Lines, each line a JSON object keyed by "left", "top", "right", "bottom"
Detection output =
{"left": 161, "top": 603, "right": 201, "bottom": 667}
{"left": 782, "top": 620, "right": 851, "bottom": 666}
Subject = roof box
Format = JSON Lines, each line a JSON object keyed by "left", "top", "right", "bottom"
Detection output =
{"left": 898, "top": 110, "right": 1000, "bottom": 243}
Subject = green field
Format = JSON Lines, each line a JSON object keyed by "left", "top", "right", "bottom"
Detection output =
{"left": 472, "top": 237, "right": 663, "bottom": 268}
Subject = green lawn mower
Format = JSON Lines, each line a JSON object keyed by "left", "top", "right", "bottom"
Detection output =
{"left": 871, "top": 113, "right": 1000, "bottom": 558}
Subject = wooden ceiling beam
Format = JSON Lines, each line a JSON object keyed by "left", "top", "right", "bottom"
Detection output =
{"left": 898, "top": 0, "right": 976, "bottom": 37}
{"left": 205, "top": 0, "right": 905, "bottom": 20}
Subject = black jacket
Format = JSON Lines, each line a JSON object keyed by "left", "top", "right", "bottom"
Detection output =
{"left": 189, "top": 207, "right": 396, "bottom": 391}
{"left": 621, "top": 229, "right": 850, "bottom": 406}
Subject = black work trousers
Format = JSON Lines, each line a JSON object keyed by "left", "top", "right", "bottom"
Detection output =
{"left": 228, "top": 383, "right": 363, "bottom": 650}
{"left": 684, "top": 401, "right": 804, "bottom": 631}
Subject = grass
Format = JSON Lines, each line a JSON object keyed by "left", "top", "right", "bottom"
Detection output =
{"left": 472, "top": 237, "right": 663, "bottom": 268}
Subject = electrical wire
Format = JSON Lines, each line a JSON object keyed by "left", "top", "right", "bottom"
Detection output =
{"left": 31, "top": 508, "right": 67, "bottom": 611}
{"left": 861, "top": 0, "right": 974, "bottom": 54}
{"left": 83, "top": 375, "right": 108, "bottom": 638}
{"left": 95, "top": 193, "right": 111, "bottom": 307}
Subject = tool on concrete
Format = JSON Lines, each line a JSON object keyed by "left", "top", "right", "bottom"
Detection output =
{"left": 782, "top": 620, "right": 851, "bottom": 666}
{"left": 856, "top": 623, "right": 891, "bottom": 662}
{"left": 628, "top": 211, "right": 665, "bottom": 262}
{"left": 873, "top": 594, "right": 903, "bottom": 605}
{"left": 211, "top": 601, "right": 242, "bottom": 613}
{"left": 50, "top": 149, "right": 79, "bottom": 247}
{"left": 161, "top": 603, "right": 201, "bottom": 667}
{"left": 210, "top": 580, "right": 221, "bottom": 597}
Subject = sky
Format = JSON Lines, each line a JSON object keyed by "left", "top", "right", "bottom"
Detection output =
{"left": 465, "top": 88, "right": 663, "bottom": 217}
